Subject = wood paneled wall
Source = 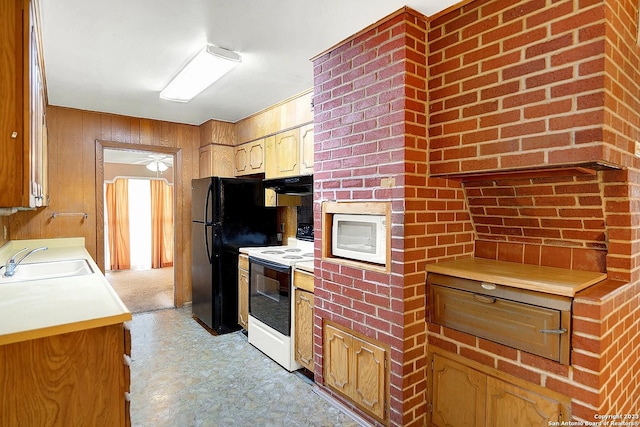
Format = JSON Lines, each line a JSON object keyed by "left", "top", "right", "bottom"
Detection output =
{"left": 9, "top": 106, "right": 200, "bottom": 306}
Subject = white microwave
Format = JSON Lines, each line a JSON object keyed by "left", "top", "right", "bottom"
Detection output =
{"left": 331, "top": 213, "right": 386, "bottom": 265}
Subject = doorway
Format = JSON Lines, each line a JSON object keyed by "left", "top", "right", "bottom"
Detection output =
{"left": 95, "top": 142, "right": 180, "bottom": 312}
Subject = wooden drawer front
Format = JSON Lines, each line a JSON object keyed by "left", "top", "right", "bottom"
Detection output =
{"left": 294, "top": 270, "right": 314, "bottom": 292}
{"left": 431, "top": 285, "right": 564, "bottom": 362}
{"left": 238, "top": 254, "right": 249, "bottom": 271}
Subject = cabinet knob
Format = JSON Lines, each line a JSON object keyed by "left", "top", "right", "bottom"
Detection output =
{"left": 11, "top": 132, "right": 18, "bottom": 139}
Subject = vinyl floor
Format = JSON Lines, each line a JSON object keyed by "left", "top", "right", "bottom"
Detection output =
{"left": 129, "top": 307, "right": 365, "bottom": 427}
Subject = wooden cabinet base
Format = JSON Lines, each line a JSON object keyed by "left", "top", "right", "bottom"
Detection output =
{"left": 0, "top": 323, "right": 130, "bottom": 426}
{"left": 427, "top": 348, "right": 571, "bottom": 426}
{"left": 323, "top": 321, "right": 388, "bottom": 423}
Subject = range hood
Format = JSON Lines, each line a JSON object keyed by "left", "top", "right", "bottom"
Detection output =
{"left": 263, "top": 175, "right": 313, "bottom": 195}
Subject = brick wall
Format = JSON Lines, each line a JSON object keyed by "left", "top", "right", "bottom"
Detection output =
{"left": 468, "top": 173, "right": 608, "bottom": 272}
{"left": 312, "top": 8, "right": 474, "bottom": 426}
{"left": 426, "top": 0, "right": 640, "bottom": 421}
{"left": 313, "top": 0, "right": 639, "bottom": 423}
{"left": 428, "top": 0, "right": 608, "bottom": 175}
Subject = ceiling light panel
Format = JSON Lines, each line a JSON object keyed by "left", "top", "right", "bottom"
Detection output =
{"left": 160, "top": 44, "right": 241, "bottom": 103}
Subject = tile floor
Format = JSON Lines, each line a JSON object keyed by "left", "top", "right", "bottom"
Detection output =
{"left": 129, "top": 307, "right": 365, "bottom": 427}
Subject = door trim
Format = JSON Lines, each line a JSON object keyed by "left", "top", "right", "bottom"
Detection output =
{"left": 95, "top": 140, "right": 184, "bottom": 306}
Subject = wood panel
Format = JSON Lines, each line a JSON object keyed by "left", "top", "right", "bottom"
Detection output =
{"left": 236, "top": 89, "right": 313, "bottom": 144}
{"left": 200, "top": 119, "right": 236, "bottom": 147}
{"left": 0, "top": 324, "right": 127, "bottom": 426}
{"left": 9, "top": 106, "right": 200, "bottom": 307}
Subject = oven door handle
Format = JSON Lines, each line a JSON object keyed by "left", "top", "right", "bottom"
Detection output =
{"left": 249, "top": 256, "right": 291, "bottom": 273}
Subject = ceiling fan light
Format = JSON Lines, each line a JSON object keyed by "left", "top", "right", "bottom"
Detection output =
{"left": 146, "top": 160, "right": 168, "bottom": 172}
{"left": 159, "top": 44, "right": 241, "bottom": 103}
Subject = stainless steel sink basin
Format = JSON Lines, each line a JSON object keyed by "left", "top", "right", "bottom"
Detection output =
{"left": 0, "top": 259, "right": 94, "bottom": 283}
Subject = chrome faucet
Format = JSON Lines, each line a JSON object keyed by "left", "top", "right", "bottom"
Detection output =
{"left": 3, "top": 247, "right": 48, "bottom": 277}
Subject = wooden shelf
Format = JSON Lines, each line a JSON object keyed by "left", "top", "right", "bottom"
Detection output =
{"left": 431, "top": 161, "right": 622, "bottom": 183}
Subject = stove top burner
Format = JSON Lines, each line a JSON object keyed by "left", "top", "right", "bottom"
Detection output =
{"left": 243, "top": 240, "right": 314, "bottom": 266}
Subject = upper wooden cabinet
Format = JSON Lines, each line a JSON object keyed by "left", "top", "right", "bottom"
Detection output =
{"left": 0, "top": 0, "right": 48, "bottom": 208}
{"left": 199, "top": 144, "right": 234, "bottom": 178}
{"left": 235, "top": 139, "right": 265, "bottom": 176}
{"left": 299, "top": 123, "right": 314, "bottom": 175}
{"left": 236, "top": 90, "right": 313, "bottom": 145}
{"left": 265, "top": 130, "right": 299, "bottom": 179}
{"left": 200, "top": 119, "right": 236, "bottom": 147}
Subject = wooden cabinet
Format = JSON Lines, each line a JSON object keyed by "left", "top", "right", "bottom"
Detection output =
{"left": 234, "top": 139, "right": 265, "bottom": 176}
{"left": 265, "top": 131, "right": 299, "bottom": 179}
{"left": 294, "top": 269, "right": 314, "bottom": 371}
{"left": 428, "top": 272, "right": 572, "bottom": 364}
{"left": 237, "top": 254, "right": 249, "bottom": 330}
{"left": 299, "top": 123, "right": 314, "bottom": 175}
{"left": 428, "top": 349, "right": 570, "bottom": 426}
{"left": 199, "top": 144, "right": 234, "bottom": 178}
{"left": 0, "top": 0, "right": 48, "bottom": 208}
{"left": 323, "top": 322, "right": 388, "bottom": 422}
{"left": 0, "top": 323, "right": 131, "bottom": 426}
{"left": 294, "top": 289, "right": 314, "bottom": 370}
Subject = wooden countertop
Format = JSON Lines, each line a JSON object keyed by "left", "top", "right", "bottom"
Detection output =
{"left": 425, "top": 257, "right": 607, "bottom": 297}
{"left": 0, "top": 238, "right": 131, "bottom": 346}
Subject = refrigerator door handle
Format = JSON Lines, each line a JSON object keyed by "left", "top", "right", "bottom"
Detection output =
{"left": 205, "top": 224, "right": 213, "bottom": 264}
{"left": 204, "top": 180, "right": 214, "bottom": 226}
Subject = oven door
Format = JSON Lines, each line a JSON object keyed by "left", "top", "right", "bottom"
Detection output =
{"left": 249, "top": 256, "right": 291, "bottom": 336}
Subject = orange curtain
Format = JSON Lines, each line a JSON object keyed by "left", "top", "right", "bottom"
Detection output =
{"left": 150, "top": 180, "right": 174, "bottom": 268}
{"left": 105, "top": 179, "right": 131, "bottom": 270}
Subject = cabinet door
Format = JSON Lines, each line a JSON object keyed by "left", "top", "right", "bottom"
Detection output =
{"left": 323, "top": 324, "right": 353, "bottom": 397}
{"left": 299, "top": 124, "right": 313, "bottom": 175}
{"left": 237, "top": 266, "right": 249, "bottom": 330}
{"left": 235, "top": 139, "right": 264, "bottom": 176}
{"left": 265, "top": 130, "right": 299, "bottom": 178}
{"left": 28, "top": 1, "right": 48, "bottom": 208}
{"left": 352, "top": 336, "right": 386, "bottom": 421}
{"left": 0, "top": 0, "right": 24, "bottom": 207}
{"left": 199, "top": 144, "right": 234, "bottom": 178}
{"left": 198, "top": 146, "right": 212, "bottom": 178}
{"left": 431, "top": 353, "right": 486, "bottom": 427}
{"left": 294, "top": 289, "right": 314, "bottom": 370}
{"left": 485, "top": 376, "right": 564, "bottom": 427}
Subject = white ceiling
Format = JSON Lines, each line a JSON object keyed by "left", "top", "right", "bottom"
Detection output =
{"left": 104, "top": 150, "right": 173, "bottom": 167}
{"left": 40, "top": 1, "right": 460, "bottom": 126}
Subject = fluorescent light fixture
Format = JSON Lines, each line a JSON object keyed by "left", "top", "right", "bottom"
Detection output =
{"left": 146, "top": 160, "right": 168, "bottom": 172}
{"left": 160, "top": 44, "right": 241, "bottom": 102}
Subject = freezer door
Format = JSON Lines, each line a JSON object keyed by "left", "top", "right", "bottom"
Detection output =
{"left": 191, "top": 177, "right": 215, "bottom": 223}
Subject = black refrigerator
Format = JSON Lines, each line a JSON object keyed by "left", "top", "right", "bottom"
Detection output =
{"left": 191, "top": 177, "right": 276, "bottom": 333}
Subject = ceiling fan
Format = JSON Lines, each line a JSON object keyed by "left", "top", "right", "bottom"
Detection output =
{"left": 134, "top": 154, "right": 172, "bottom": 174}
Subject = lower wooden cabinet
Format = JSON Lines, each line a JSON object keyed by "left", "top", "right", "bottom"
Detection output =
{"left": 428, "top": 349, "right": 570, "bottom": 426}
{"left": 0, "top": 323, "right": 131, "bottom": 426}
{"left": 323, "top": 322, "right": 388, "bottom": 422}
{"left": 294, "top": 288, "right": 314, "bottom": 370}
{"left": 237, "top": 254, "right": 249, "bottom": 330}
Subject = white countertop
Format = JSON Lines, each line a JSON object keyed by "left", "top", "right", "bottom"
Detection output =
{"left": 294, "top": 261, "right": 314, "bottom": 273}
{"left": 0, "top": 238, "right": 131, "bottom": 346}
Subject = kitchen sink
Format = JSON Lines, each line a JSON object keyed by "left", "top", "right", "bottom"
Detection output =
{"left": 0, "top": 259, "right": 94, "bottom": 283}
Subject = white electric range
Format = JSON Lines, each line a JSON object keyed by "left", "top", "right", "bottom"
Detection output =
{"left": 241, "top": 239, "right": 313, "bottom": 371}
